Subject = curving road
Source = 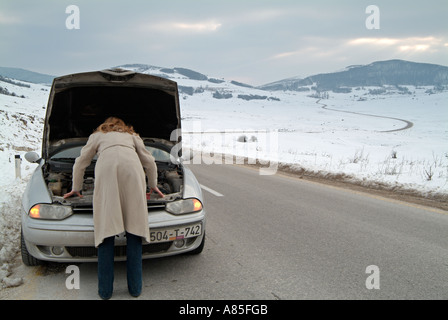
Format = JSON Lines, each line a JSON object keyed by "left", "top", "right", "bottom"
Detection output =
{"left": 316, "top": 99, "right": 414, "bottom": 133}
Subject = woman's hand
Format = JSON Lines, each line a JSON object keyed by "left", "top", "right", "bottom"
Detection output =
{"left": 148, "top": 186, "right": 164, "bottom": 198}
{"left": 63, "top": 190, "right": 83, "bottom": 199}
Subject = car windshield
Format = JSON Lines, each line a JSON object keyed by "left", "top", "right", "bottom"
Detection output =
{"left": 50, "top": 145, "right": 171, "bottom": 162}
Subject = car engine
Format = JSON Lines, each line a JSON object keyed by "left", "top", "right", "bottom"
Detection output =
{"left": 45, "top": 165, "right": 183, "bottom": 204}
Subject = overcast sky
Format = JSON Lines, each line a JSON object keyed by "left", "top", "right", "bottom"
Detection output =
{"left": 1, "top": 0, "right": 447, "bottom": 85}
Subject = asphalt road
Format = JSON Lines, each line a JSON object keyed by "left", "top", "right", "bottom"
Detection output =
{"left": 2, "top": 163, "right": 448, "bottom": 300}
{"left": 318, "top": 99, "right": 414, "bottom": 132}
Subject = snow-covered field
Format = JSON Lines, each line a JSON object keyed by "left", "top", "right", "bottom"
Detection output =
{"left": 0, "top": 72, "right": 447, "bottom": 288}
{"left": 180, "top": 85, "right": 447, "bottom": 197}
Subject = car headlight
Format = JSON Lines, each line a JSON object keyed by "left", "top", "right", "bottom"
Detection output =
{"left": 165, "top": 198, "right": 203, "bottom": 215}
{"left": 29, "top": 204, "right": 73, "bottom": 220}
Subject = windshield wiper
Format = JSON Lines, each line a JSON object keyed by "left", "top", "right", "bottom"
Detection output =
{"left": 50, "top": 158, "right": 76, "bottom": 162}
{"left": 155, "top": 160, "right": 178, "bottom": 168}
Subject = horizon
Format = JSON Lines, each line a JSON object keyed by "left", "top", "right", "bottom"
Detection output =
{"left": 1, "top": 58, "right": 448, "bottom": 87}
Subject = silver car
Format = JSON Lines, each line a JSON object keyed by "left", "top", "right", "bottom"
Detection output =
{"left": 21, "top": 69, "right": 206, "bottom": 265}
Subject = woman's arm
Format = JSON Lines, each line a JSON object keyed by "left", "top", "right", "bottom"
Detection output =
{"left": 67, "top": 133, "right": 99, "bottom": 196}
{"left": 133, "top": 135, "right": 164, "bottom": 197}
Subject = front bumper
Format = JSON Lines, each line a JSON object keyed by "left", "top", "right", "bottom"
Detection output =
{"left": 21, "top": 208, "right": 206, "bottom": 263}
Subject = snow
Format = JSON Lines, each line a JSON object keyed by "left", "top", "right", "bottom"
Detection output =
{"left": 0, "top": 71, "right": 447, "bottom": 288}
{"left": 180, "top": 85, "right": 448, "bottom": 198}
{"left": 0, "top": 79, "right": 47, "bottom": 288}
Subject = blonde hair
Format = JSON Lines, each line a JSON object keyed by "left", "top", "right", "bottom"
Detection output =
{"left": 94, "top": 117, "right": 137, "bottom": 135}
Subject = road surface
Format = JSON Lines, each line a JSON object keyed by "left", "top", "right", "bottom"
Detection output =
{"left": 317, "top": 99, "right": 414, "bottom": 132}
{"left": 1, "top": 163, "right": 447, "bottom": 300}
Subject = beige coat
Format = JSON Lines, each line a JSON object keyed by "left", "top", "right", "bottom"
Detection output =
{"left": 72, "top": 131, "right": 157, "bottom": 247}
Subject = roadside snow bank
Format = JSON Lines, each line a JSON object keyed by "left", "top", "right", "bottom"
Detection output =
{"left": 0, "top": 78, "right": 46, "bottom": 289}
{"left": 0, "top": 178, "right": 28, "bottom": 289}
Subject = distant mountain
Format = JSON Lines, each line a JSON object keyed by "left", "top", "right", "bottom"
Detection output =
{"left": 116, "top": 64, "right": 270, "bottom": 100}
{"left": 258, "top": 76, "right": 304, "bottom": 91}
{"left": 3, "top": 60, "right": 448, "bottom": 99}
{"left": 259, "top": 60, "right": 448, "bottom": 91}
{"left": 0, "top": 67, "right": 55, "bottom": 84}
{"left": 0, "top": 63, "right": 275, "bottom": 102}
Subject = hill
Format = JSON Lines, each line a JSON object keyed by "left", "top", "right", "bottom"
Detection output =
{"left": 259, "top": 60, "right": 448, "bottom": 91}
{"left": 2, "top": 59, "right": 448, "bottom": 97}
{"left": 0, "top": 67, "right": 55, "bottom": 85}
{"left": 116, "top": 64, "right": 276, "bottom": 101}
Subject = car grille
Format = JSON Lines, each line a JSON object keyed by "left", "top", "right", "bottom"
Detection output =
{"left": 66, "top": 242, "right": 172, "bottom": 258}
{"left": 72, "top": 208, "right": 93, "bottom": 214}
{"left": 72, "top": 204, "right": 165, "bottom": 214}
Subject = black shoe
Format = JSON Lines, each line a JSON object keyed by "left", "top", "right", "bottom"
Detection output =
{"left": 98, "top": 291, "right": 112, "bottom": 300}
{"left": 129, "top": 289, "right": 141, "bottom": 298}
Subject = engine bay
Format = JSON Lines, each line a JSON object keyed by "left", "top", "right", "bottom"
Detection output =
{"left": 45, "top": 162, "right": 183, "bottom": 206}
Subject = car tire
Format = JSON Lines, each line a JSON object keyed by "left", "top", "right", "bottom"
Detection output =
{"left": 187, "top": 232, "right": 205, "bottom": 255}
{"left": 21, "top": 229, "right": 43, "bottom": 266}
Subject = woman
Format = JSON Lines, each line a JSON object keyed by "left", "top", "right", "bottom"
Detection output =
{"left": 63, "top": 117, "right": 164, "bottom": 299}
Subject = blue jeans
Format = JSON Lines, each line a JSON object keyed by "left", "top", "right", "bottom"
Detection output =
{"left": 97, "top": 232, "right": 142, "bottom": 299}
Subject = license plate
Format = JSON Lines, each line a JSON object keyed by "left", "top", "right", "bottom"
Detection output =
{"left": 150, "top": 223, "right": 202, "bottom": 243}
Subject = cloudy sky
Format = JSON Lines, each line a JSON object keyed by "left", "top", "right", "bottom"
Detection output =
{"left": 1, "top": 0, "right": 447, "bottom": 85}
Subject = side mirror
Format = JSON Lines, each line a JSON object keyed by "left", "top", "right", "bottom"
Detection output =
{"left": 25, "top": 151, "right": 41, "bottom": 164}
{"left": 181, "top": 148, "right": 194, "bottom": 161}
{"left": 169, "top": 154, "right": 181, "bottom": 165}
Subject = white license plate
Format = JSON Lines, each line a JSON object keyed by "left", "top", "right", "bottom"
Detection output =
{"left": 150, "top": 223, "right": 202, "bottom": 243}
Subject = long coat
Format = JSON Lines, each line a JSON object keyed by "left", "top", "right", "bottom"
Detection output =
{"left": 72, "top": 131, "right": 157, "bottom": 247}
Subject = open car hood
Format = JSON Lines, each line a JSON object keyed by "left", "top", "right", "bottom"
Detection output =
{"left": 43, "top": 69, "right": 181, "bottom": 159}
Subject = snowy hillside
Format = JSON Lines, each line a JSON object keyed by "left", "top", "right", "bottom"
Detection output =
{"left": 117, "top": 64, "right": 281, "bottom": 102}
{"left": 0, "top": 78, "right": 48, "bottom": 288}
{"left": 259, "top": 60, "right": 448, "bottom": 91}
{"left": 0, "top": 65, "right": 447, "bottom": 288}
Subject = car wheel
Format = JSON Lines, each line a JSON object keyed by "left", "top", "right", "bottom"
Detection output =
{"left": 187, "top": 232, "right": 205, "bottom": 255}
{"left": 21, "top": 229, "right": 43, "bottom": 266}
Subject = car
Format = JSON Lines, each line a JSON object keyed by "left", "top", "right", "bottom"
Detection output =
{"left": 20, "top": 68, "right": 206, "bottom": 266}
